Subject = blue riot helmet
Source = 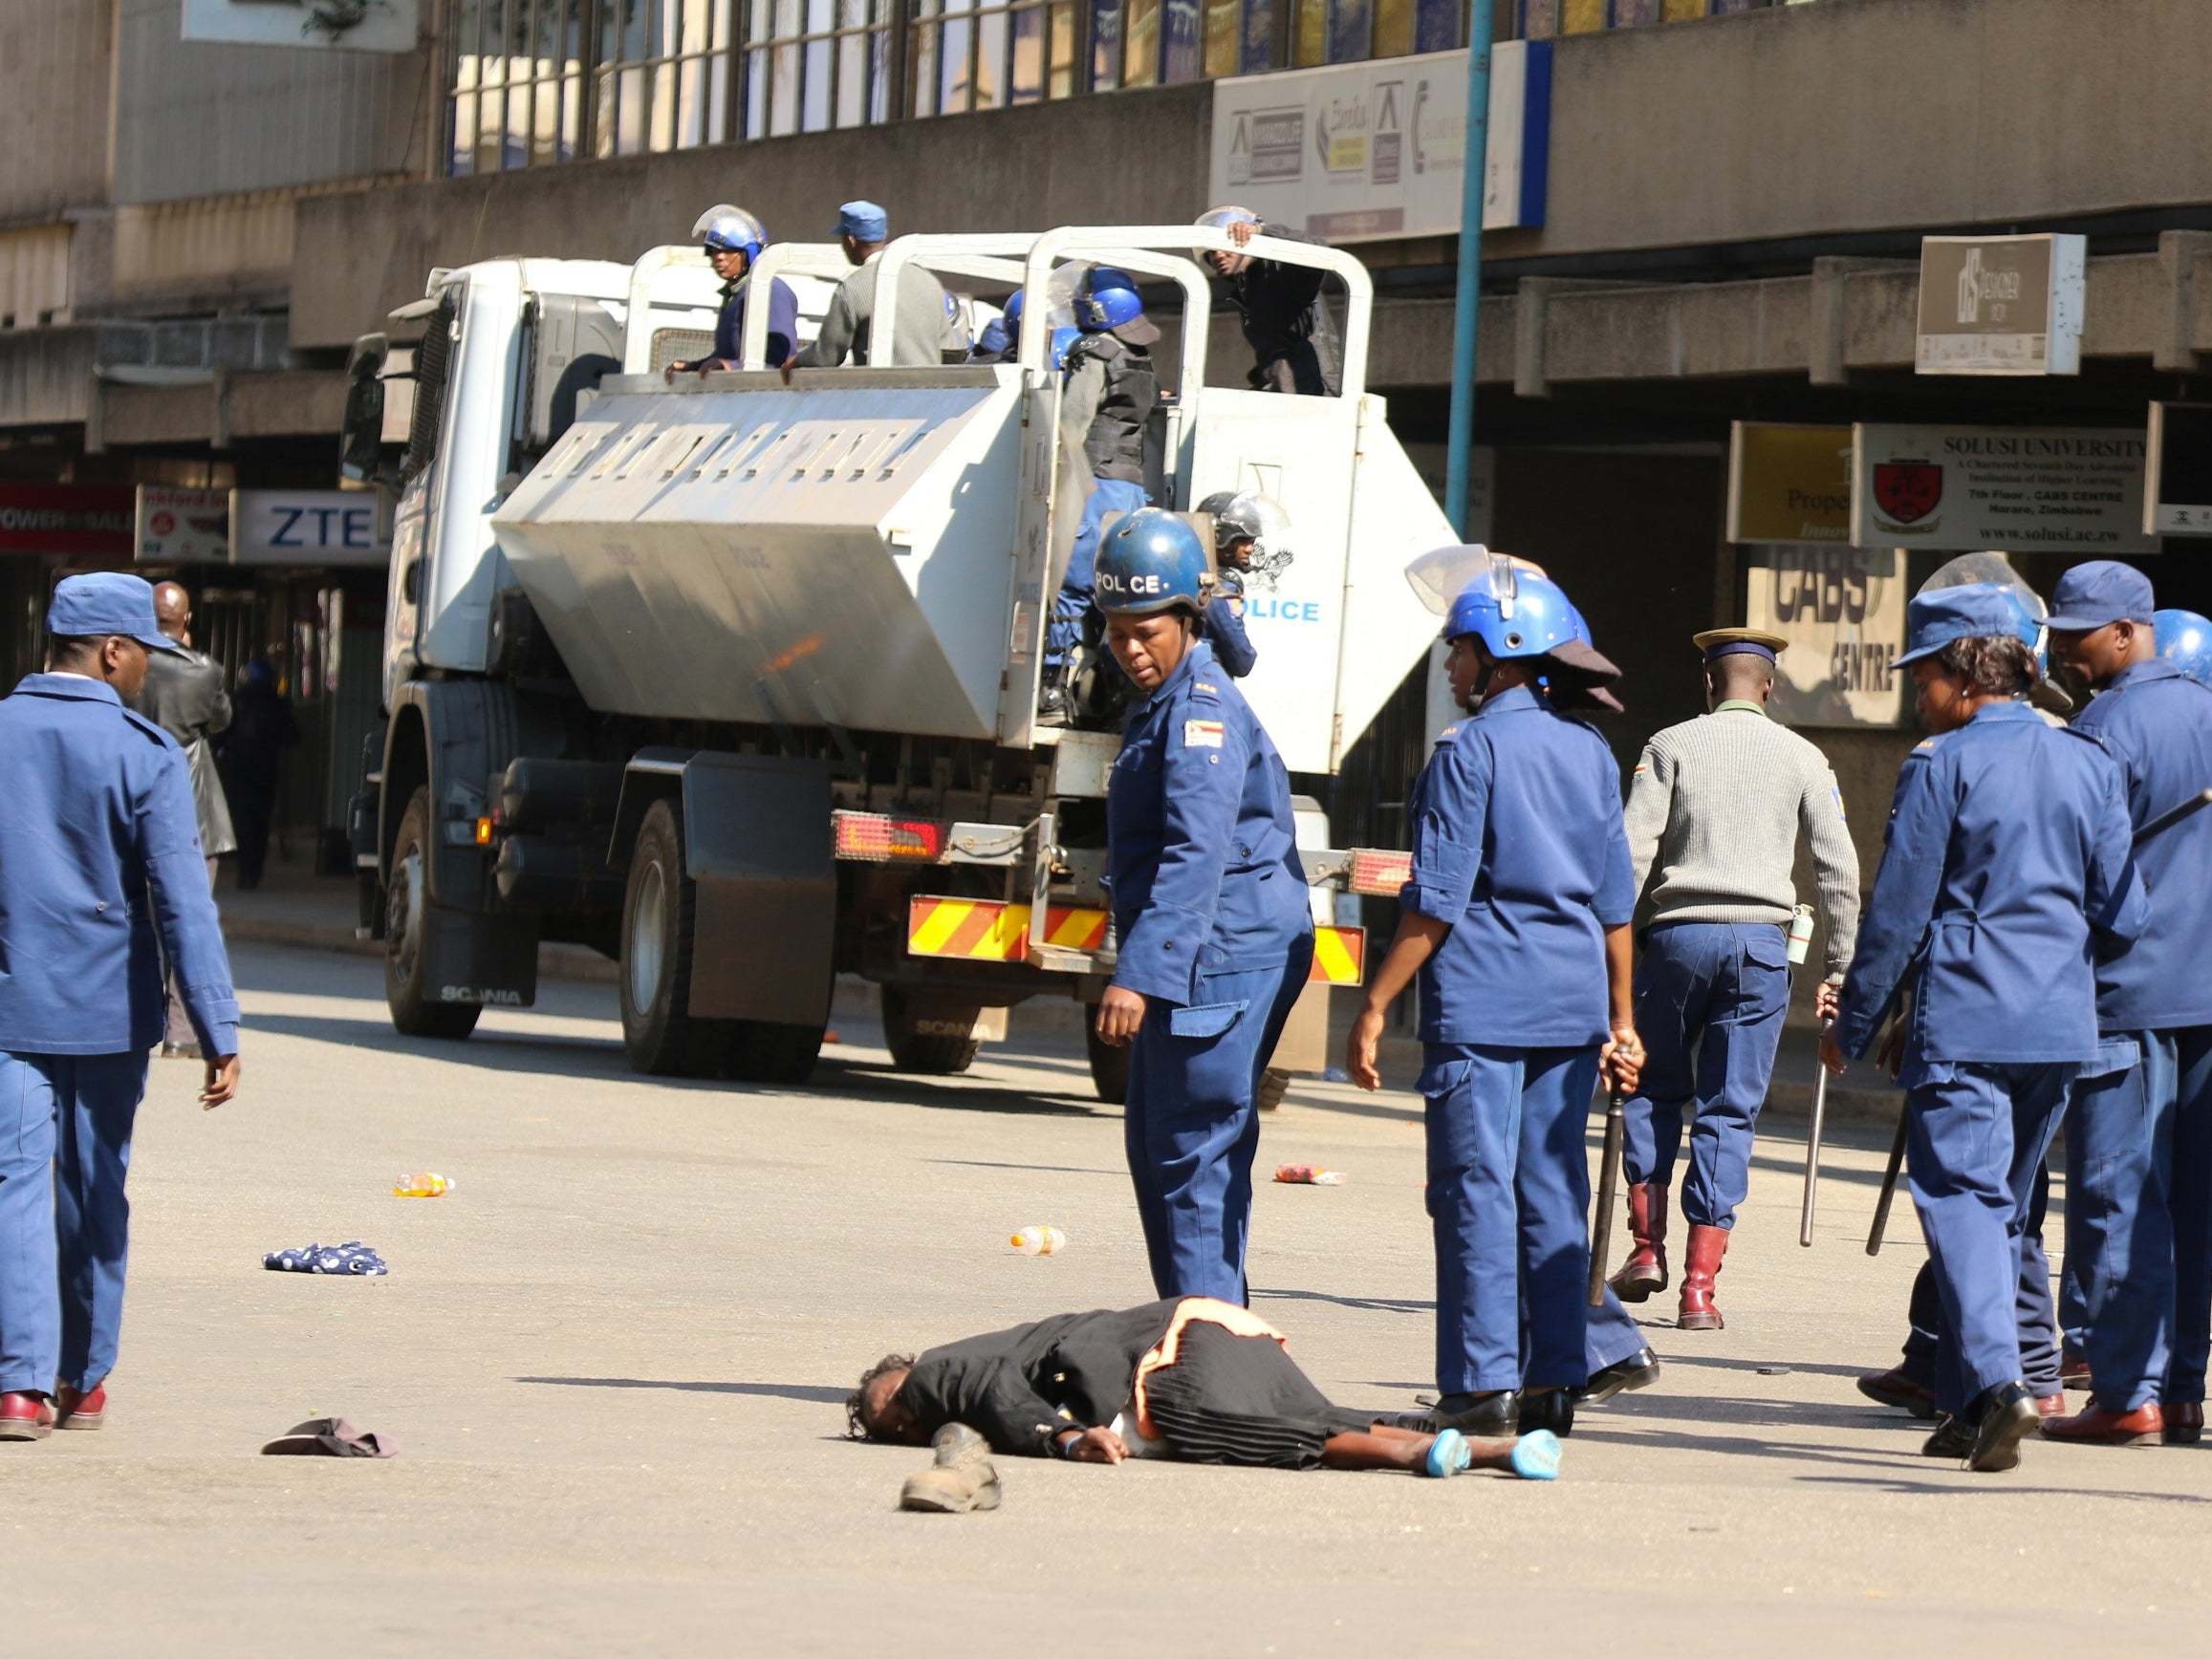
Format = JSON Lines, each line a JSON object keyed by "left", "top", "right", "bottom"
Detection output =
{"left": 1442, "top": 557, "right": 1582, "bottom": 658}
{"left": 1094, "top": 508, "right": 1212, "bottom": 618}
{"left": 1002, "top": 288, "right": 1026, "bottom": 332}
{"left": 2157, "top": 607, "right": 2212, "bottom": 687}
{"left": 692, "top": 205, "right": 767, "bottom": 264}
{"left": 1075, "top": 267, "right": 1145, "bottom": 334}
{"left": 972, "top": 316, "right": 1010, "bottom": 358}
{"left": 1049, "top": 325, "right": 1080, "bottom": 371}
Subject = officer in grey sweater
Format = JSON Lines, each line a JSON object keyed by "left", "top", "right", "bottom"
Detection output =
{"left": 1604, "top": 627, "right": 1860, "bottom": 1331}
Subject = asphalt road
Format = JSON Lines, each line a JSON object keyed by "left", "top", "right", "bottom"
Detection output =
{"left": 12, "top": 941, "right": 2206, "bottom": 1657}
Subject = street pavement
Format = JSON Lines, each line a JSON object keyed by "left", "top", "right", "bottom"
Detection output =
{"left": 13, "top": 940, "right": 2208, "bottom": 1657}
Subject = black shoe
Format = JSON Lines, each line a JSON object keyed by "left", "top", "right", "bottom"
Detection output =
{"left": 1964, "top": 1381, "right": 2039, "bottom": 1473}
{"left": 1579, "top": 1348, "right": 1660, "bottom": 1406}
{"left": 1920, "top": 1415, "right": 1974, "bottom": 1459}
{"left": 1420, "top": 1390, "right": 1520, "bottom": 1437}
{"left": 1521, "top": 1390, "right": 1576, "bottom": 1438}
{"left": 1034, "top": 682, "right": 1072, "bottom": 727}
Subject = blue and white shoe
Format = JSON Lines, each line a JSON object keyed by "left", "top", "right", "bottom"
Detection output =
{"left": 1508, "top": 1428, "right": 1563, "bottom": 1481}
{"left": 1422, "top": 1427, "right": 1473, "bottom": 1478}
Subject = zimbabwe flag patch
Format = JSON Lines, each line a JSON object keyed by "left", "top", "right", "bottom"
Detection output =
{"left": 1183, "top": 719, "right": 1225, "bottom": 748}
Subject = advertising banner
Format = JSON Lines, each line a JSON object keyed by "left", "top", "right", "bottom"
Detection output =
{"left": 1916, "top": 233, "right": 2086, "bottom": 377}
{"left": 231, "top": 490, "right": 388, "bottom": 568}
{"left": 1209, "top": 42, "right": 1551, "bottom": 243}
{"left": 0, "top": 485, "right": 135, "bottom": 559}
{"left": 135, "top": 486, "right": 231, "bottom": 565}
{"left": 1744, "top": 545, "right": 1909, "bottom": 728}
{"left": 1726, "top": 422, "right": 1853, "bottom": 545}
{"left": 1849, "top": 424, "right": 2155, "bottom": 554}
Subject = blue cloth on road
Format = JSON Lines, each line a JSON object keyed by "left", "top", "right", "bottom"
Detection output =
{"left": 1621, "top": 920, "right": 1791, "bottom": 1231}
{"left": 1422, "top": 1043, "right": 1602, "bottom": 1393}
{"left": 1105, "top": 636, "right": 1312, "bottom": 1301}
{"left": 1835, "top": 700, "right": 2146, "bottom": 1069}
{"left": 265, "top": 1241, "right": 389, "bottom": 1276}
{"left": 711, "top": 274, "right": 799, "bottom": 368}
{"left": 1400, "top": 685, "right": 1636, "bottom": 1048}
{"left": 1049, "top": 478, "right": 1151, "bottom": 666}
{"left": 1123, "top": 948, "right": 1311, "bottom": 1302}
{"left": 1907, "top": 1060, "right": 2071, "bottom": 1414}
{"left": 0, "top": 1050, "right": 145, "bottom": 1394}
{"left": 0, "top": 673, "right": 239, "bottom": 1058}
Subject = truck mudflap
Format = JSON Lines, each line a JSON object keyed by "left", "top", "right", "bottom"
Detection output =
{"left": 905, "top": 896, "right": 1365, "bottom": 985}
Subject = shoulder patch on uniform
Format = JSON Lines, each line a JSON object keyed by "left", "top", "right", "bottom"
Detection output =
{"left": 120, "top": 708, "right": 179, "bottom": 749}
{"left": 2060, "top": 724, "right": 2108, "bottom": 748}
{"left": 1913, "top": 738, "right": 1937, "bottom": 752}
{"left": 1193, "top": 681, "right": 1218, "bottom": 696}
{"left": 1437, "top": 723, "right": 1459, "bottom": 741}
{"left": 1183, "top": 719, "right": 1225, "bottom": 749}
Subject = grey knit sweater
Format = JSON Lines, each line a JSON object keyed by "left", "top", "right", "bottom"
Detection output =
{"left": 1621, "top": 703, "right": 1860, "bottom": 980}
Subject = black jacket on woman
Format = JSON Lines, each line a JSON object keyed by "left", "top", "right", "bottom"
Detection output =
{"left": 896, "top": 1302, "right": 1182, "bottom": 1455}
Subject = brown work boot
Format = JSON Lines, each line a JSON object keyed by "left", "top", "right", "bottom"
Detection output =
{"left": 900, "top": 1423, "right": 1003, "bottom": 1514}
{"left": 1607, "top": 1182, "right": 1669, "bottom": 1303}
{"left": 1677, "top": 1224, "right": 1728, "bottom": 1331}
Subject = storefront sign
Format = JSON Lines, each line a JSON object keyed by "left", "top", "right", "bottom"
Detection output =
{"left": 1210, "top": 42, "right": 1551, "bottom": 243}
{"left": 0, "top": 485, "right": 134, "bottom": 558}
{"left": 1850, "top": 424, "right": 2154, "bottom": 554}
{"left": 182, "top": 0, "right": 421, "bottom": 52}
{"left": 1916, "top": 234, "right": 2086, "bottom": 376}
{"left": 231, "top": 489, "right": 387, "bottom": 568}
{"left": 135, "top": 486, "right": 231, "bottom": 565}
{"left": 2146, "top": 402, "right": 2212, "bottom": 536}
{"left": 1745, "top": 545, "right": 1909, "bottom": 728}
{"left": 1725, "top": 422, "right": 1853, "bottom": 544}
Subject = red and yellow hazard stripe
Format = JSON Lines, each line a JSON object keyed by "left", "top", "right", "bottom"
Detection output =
{"left": 1310, "top": 926, "right": 1365, "bottom": 985}
{"left": 907, "top": 897, "right": 1109, "bottom": 962}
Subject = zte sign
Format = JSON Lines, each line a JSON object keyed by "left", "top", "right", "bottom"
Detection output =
{"left": 233, "top": 490, "right": 389, "bottom": 568}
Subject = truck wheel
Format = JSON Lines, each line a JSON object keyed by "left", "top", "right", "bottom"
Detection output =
{"left": 880, "top": 986, "right": 982, "bottom": 1075}
{"left": 1258, "top": 1067, "right": 1291, "bottom": 1111}
{"left": 1084, "top": 1016, "right": 1130, "bottom": 1106}
{"left": 384, "top": 786, "right": 483, "bottom": 1040}
{"left": 726, "top": 1019, "right": 825, "bottom": 1087}
{"left": 619, "top": 798, "right": 734, "bottom": 1078}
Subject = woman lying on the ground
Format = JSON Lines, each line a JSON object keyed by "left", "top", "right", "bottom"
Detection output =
{"left": 846, "top": 1296, "right": 1562, "bottom": 1481}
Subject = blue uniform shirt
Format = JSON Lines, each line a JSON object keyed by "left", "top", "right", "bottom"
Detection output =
{"left": 0, "top": 674, "right": 240, "bottom": 1057}
{"left": 712, "top": 274, "right": 799, "bottom": 367}
{"left": 1401, "top": 683, "right": 1636, "bottom": 1047}
{"left": 1105, "top": 639, "right": 1311, "bottom": 1006}
{"left": 2067, "top": 658, "right": 2212, "bottom": 1029}
{"left": 1836, "top": 700, "right": 2147, "bottom": 1069}
{"left": 1202, "top": 598, "right": 1256, "bottom": 679}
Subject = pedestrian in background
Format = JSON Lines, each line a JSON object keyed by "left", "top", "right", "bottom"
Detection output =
{"left": 218, "top": 658, "right": 299, "bottom": 892}
{"left": 134, "top": 581, "right": 234, "bottom": 1059}
{"left": 2039, "top": 563, "right": 2212, "bottom": 1448}
{"left": 0, "top": 573, "right": 241, "bottom": 1443}
{"left": 1606, "top": 626, "right": 1859, "bottom": 1331}
{"left": 1824, "top": 584, "right": 2145, "bottom": 1473}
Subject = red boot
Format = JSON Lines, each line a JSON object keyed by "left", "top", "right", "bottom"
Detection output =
{"left": 1608, "top": 1182, "right": 1669, "bottom": 1303}
{"left": 1678, "top": 1224, "right": 1729, "bottom": 1331}
{"left": 0, "top": 1392, "right": 54, "bottom": 1442}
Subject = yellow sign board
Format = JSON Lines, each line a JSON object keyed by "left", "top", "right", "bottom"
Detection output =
{"left": 1726, "top": 422, "right": 1854, "bottom": 545}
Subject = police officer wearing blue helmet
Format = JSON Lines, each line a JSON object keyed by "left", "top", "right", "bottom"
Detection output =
{"left": 1041, "top": 267, "right": 1161, "bottom": 721}
{"left": 2156, "top": 607, "right": 2212, "bottom": 687}
{"left": 968, "top": 288, "right": 1023, "bottom": 364}
{"left": 1093, "top": 508, "right": 1313, "bottom": 1304}
{"left": 1346, "top": 554, "right": 1647, "bottom": 1440}
{"left": 1822, "top": 583, "right": 2147, "bottom": 1473}
{"left": 0, "top": 573, "right": 241, "bottom": 1442}
{"left": 663, "top": 205, "right": 798, "bottom": 377}
{"left": 2035, "top": 565, "right": 2212, "bottom": 1448}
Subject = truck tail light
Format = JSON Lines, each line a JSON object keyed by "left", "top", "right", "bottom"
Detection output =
{"left": 834, "top": 810, "right": 947, "bottom": 863}
{"left": 1347, "top": 848, "right": 1412, "bottom": 896}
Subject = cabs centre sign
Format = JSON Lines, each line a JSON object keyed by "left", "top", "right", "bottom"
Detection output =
{"left": 1916, "top": 234, "right": 2086, "bottom": 377}
{"left": 1745, "top": 545, "right": 1908, "bottom": 729}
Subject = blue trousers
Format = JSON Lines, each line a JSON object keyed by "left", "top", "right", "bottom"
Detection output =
{"left": 1622, "top": 922, "right": 1792, "bottom": 1230}
{"left": 1898, "top": 1160, "right": 2060, "bottom": 1396}
{"left": 1583, "top": 1284, "right": 1648, "bottom": 1374}
{"left": 1906, "top": 1061, "right": 2071, "bottom": 1416}
{"left": 0, "top": 1050, "right": 146, "bottom": 1396}
{"left": 1423, "top": 1042, "right": 1601, "bottom": 1394}
{"left": 1123, "top": 940, "right": 1312, "bottom": 1304}
{"left": 2067, "top": 1025, "right": 2212, "bottom": 1409}
{"left": 1049, "top": 478, "right": 1150, "bottom": 666}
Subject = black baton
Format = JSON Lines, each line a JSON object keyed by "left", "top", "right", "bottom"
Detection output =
{"left": 1589, "top": 1088, "right": 1627, "bottom": 1306}
{"left": 1867, "top": 1110, "right": 1909, "bottom": 1257}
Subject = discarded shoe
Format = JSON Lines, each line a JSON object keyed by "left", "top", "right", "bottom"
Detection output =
{"left": 261, "top": 1416, "right": 398, "bottom": 1457}
{"left": 900, "top": 1423, "right": 1002, "bottom": 1514}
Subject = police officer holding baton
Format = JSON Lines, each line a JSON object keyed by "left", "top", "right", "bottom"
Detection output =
{"left": 0, "top": 573, "right": 241, "bottom": 1441}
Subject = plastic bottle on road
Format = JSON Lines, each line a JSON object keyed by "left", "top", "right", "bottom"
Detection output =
{"left": 393, "top": 1172, "right": 453, "bottom": 1198}
{"left": 1010, "top": 1225, "right": 1066, "bottom": 1256}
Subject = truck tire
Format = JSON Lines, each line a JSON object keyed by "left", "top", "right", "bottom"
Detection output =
{"left": 880, "top": 986, "right": 982, "bottom": 1075}
{"left": 619, "top": 798, "right": 734, "bottom": 1078}
{"left": 1084, "top": 1016, "right": 1130, "bottom": 1106}
{"left": 726, "top": 1019, "right": 825, "bottom": 1087}
{"left": 384, "top": 786, "right": 483, "bottom": 1041}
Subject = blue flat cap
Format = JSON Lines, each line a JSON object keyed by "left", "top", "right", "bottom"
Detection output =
{"left": 2045, "top": 560, "right": 2155, "bottom": 631}
{"left": 835, "top": 201, "right": 888, "bottom": 242}
{"left": 47, "top": 571, "right": 185, "bottom": 654}
{"left": 1892, "top": 583, "right": 2033, "bottom": 669}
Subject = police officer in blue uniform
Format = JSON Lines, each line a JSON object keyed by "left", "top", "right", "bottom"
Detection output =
{"left": 1192, "top": 491, "right": 1290, "bottom": 680}
{"left": 1042, "top": 268, "right": 1160, "bottom": 722}
{"left": 0, "top": 573, "right": 241, "bottom": 1442}
{"left": 2037, "top": 565, "right": 2212, "bottom": 1447}
{"left": 1093, "top": 509, "right": 1314, "bottom": 1304}
{"left": 664, "top": 205, "right": 798, "bottom": 377}
{"left": 1823, "top": 584, "right": 2146, "bottom": 1473}
{"left": 1346, "top": 556, "right": 1646, "bottom": 1439}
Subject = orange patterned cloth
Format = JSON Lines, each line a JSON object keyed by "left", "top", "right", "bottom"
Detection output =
{"left": 1131, "top": 1298, "right": 1288, "bottom": 1441}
